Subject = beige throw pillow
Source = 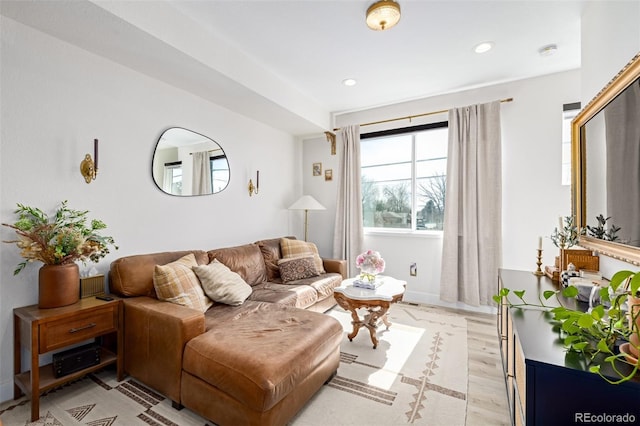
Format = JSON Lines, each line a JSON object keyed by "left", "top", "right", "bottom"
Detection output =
{"left": 280, "top": 238, "right": 325, "bottom": 274}
{"left": 153, "top": 253, "right": 213, "bottom": 312}
{"left": 193, "top": 259, "right": 252, "bottom": 306}
{"left": 278, "top": 256, "right": 319, "bottom": 283}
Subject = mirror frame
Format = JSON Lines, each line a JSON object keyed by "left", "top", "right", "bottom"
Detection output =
{"left": 572, "top": 52, "right": 640, "bottom": 266}
{"left": 152, "top": 127, "right": 230, "bottom": 196}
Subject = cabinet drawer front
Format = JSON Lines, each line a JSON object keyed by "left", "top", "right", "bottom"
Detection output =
{"left": 515, "top": 337, "right": 526, "bottom": 413}
{"left": 39, "top": 307, "right": 117, "bottom": 353}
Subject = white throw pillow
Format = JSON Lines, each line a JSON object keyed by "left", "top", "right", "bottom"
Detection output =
{"left": 193, "top": 259, "right": 252, "bottom": 306}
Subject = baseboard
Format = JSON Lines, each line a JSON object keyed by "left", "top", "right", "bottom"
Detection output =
{"left": 403, "top": 290, "right": 497, "bottom": 315}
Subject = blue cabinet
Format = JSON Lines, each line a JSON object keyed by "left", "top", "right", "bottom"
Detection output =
{"left": 498, "top": 269, "right": 640, "bottom": 425}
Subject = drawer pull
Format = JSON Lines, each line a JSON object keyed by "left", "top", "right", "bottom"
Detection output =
{"left": 69, "top": 323, "right": 97, "bottom": 333}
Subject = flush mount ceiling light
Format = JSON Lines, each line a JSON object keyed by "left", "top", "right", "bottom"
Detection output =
{"left": 366, "top": 0, "right": 401, "bottom": 31}
{"left": 539, "top": 44, "right": 558, "bottom": 57}
{"left": 474, "top": 41, "right": 494, "bottom": 54}
{"left": 342, "top": 78, "right": 357, "bottom": 87}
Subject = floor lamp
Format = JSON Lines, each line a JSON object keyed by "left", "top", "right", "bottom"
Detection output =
{"left": 288, "top": 195, "right": 326, "bottom": 241}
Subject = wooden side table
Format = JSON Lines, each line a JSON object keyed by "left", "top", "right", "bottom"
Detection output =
{"left": 333, "top": 276, "right": 406, "bottom": 349}
{"left": 13, "top": 297, "right": 124, "bottom": 421}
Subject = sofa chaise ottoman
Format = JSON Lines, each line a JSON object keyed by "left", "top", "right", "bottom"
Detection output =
{"left": 108, "top": 237, "right": 346, "bottom": 425}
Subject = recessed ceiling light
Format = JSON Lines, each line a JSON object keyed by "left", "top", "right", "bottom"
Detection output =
{"left": 342, "top": 78, "right": 357, "bottom": 87}
{"left": 474, "top": 42, "right": 494, "bottom": 54}
{"left": 539, "top": 44, "right": 558, "bottom": 57}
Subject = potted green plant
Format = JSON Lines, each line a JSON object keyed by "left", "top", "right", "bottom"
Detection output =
{"left": 2, "top": 200, "right": 117, "bottom": 308}
{"left": 494, "top": 270, "right": 640, "bottom": 384}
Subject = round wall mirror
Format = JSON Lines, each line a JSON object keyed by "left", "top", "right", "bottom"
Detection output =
{"left": 152, "top": 127, "right": 230, "bottom": 196}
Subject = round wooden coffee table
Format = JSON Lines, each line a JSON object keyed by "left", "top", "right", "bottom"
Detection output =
{"left": 333, "top": 276, "right": 406, "bottom": 349}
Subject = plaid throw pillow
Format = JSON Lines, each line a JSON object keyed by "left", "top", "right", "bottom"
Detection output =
{"left": 153, "top": 253, "right": 213, "bottom": 312}
{"left": 280, "top": 238, "right": 325, "bottom": 274}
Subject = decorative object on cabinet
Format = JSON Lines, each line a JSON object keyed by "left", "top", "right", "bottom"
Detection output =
{"left": 151, "top": 127, "right": 230, "bottom": 196}
{"left": 312, "top": 162, "right": 322, "bottom": 176}
{"left": 2, "top": 200, "right": 117, "bottom": 308}
{"left": 572, "top": 52, "right": 640, "bottom": 263}
{"left": 551, "top": 215, "right": 582, "bottom": 250}
{"left": 38, "top": 263, "right": 80, "bottom": 308}
{"left": 288, "top": 195, "right": 326, "bottom": 241}
{"left": 248, "top": 170, "right": 259, "bottom": 196}
{"left": 324, "top": 169, "right": 333, "bottom": 181}
{"left": 80, "top": 274, "right": 105, "bottom": 298}
{"left": 495, "top": 269, "right": 640, "bottom": 385}
{"left": 561, "top": 248, "right": 599, "bottom": 272}
{"left": 80, "top": 138, "right": 99, "bottom": 183}
{"left": 533, "top": 238, "right": 544, "bottom": 276}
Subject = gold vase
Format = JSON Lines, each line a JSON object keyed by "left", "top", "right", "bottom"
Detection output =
{"left": 38, "top": 263, "right": 80, "bottom": 308}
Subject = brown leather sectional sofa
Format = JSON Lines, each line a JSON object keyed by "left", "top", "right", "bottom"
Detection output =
{"left": 108, "top": 236, "right": 347, "bottom": 426}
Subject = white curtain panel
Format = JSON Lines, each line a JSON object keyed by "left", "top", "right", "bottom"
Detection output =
{"left": 192, "top": 151, "right": 212, "bottom": 196}
{"left": 440, "top": 101, "right": 502, "bottom": 306}
{"left": 333, "top": 124, "right": 364, "bottom": 277}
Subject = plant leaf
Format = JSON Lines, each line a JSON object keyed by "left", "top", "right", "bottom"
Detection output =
{"left": 610, "top": 270, "right": 634, "bottom": 291}
{"left": 591, "top": 305, "right": 605, "bottom": 320}
{"left": 577, "top": 313, "right": 594, "bottom": 328}
{"left": 597, "top": 339, "right": 613, "bottom": 354}
{"left": 514, "top": 290, "right": 526, "bottom": 300}
{"left": 562, "top": 286, "right": 579, "bottom": 298}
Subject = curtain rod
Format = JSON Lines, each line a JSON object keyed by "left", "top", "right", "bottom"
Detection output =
{"left": 332, "top": 97, "right": 513, "bottom": 131}
{"left": 324, "top": 97, "right": 513, "bottom": 154}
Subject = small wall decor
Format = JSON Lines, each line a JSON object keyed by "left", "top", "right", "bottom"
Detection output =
{"left": 313, "top": 162, "right": 322, "bottom": 176}
{"left": 325, "top": 169, "right": 333, "bottom": 181}
{"left": 80, "top": 138, "right": 99, "bottom": 183}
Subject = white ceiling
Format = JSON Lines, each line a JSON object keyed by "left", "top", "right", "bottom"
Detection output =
{"left": 169, "top": 0, "right": 585, "bottom": 113}
{"left": 1, "top": 0, "right": 590, "bottom": 135}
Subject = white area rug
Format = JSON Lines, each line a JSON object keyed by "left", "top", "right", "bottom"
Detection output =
{"left": 0, "top": 303, "right": 468, "bottom": 426}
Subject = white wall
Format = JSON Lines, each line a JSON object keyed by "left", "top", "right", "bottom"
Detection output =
{"left": 305, "top": 70, "right": 580, "bottom": 312}
{"left": 581, "top": 1, "right": 640, "bottom": 276}
{"left": 0, "top": 17, "right": 302, "bottom": 402}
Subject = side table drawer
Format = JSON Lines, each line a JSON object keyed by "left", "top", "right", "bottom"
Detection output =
{"left": 39, "top": 306, "right": 117, "bottom": 353}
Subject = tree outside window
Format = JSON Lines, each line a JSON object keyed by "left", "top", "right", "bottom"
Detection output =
{"left": 361, "top": 123, "right": 448, "bottom": 231}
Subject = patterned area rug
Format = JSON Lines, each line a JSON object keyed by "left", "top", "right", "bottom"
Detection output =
{"left": 0, "top": 303, "right": 468, "bottom": 426}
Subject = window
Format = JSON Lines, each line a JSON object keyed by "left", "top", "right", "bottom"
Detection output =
{"left": 562, "top": 102, "right": 580, "bottom": 186}
{"left": 210, "top": 156, "right": 230, "bottom": 192}
{"left": 163, "top": 162, "right": 183, "bottom": 195}
{"left": 163, "top": 155, "right": 229, "bottom": 195}
{"left": 361, "top": 123, "right": 448, "bottom": 231}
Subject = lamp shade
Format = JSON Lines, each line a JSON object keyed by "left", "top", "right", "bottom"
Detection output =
{"left": 366, "top": 0, "right": 401, "bottom": 31}
{"left": 288, "top": 195, "right": 326, "bottom": 211}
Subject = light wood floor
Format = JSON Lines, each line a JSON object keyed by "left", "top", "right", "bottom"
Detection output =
{"left": 403, "top": 303, "right": 511, "bottom": 425}
{"left": 464, "top": 310, "right": 511, "bottom": 425}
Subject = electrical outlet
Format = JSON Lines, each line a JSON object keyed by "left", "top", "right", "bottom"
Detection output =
{"left": 410, "top": 263, "right": 417, "bottom": 276}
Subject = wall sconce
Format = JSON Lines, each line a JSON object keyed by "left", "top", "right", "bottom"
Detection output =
{"left": 248, "top": 170, "right": 259, "bottom": 196}
{"left": 80, "top": 138, "right": 99, "bottom": 183}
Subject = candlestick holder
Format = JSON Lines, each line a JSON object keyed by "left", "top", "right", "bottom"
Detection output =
{"left": 533, "top": 249, "right": 544, "bottom": 276}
